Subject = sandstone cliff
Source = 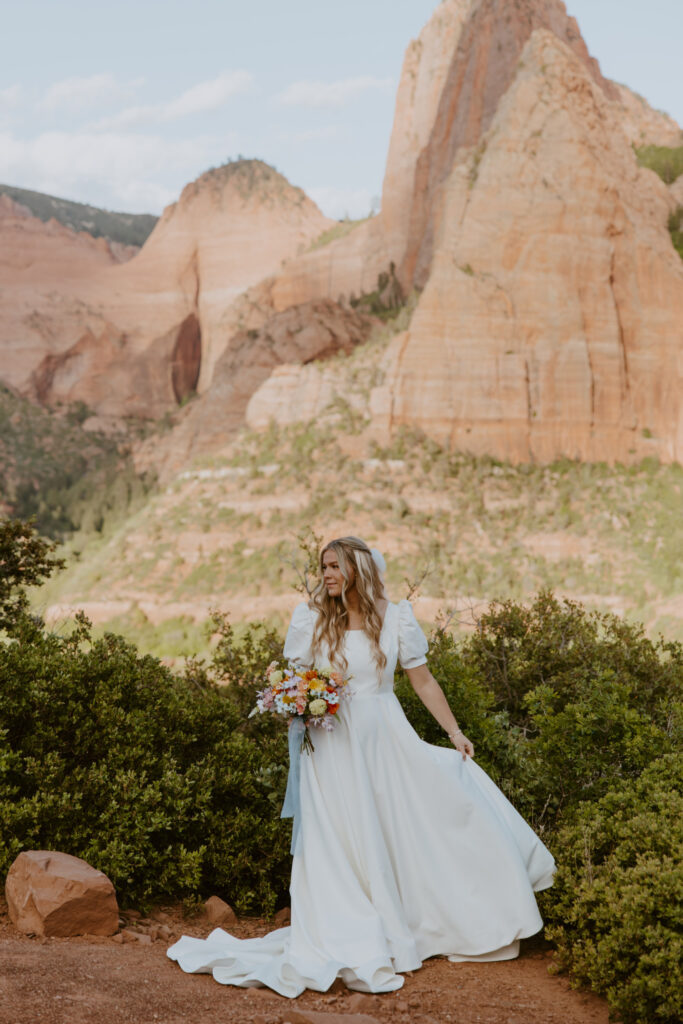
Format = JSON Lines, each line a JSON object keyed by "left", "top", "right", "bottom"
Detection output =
{"left": 3, "top": 0, "right": 682, "bottom": 468}
{"left": 0, "top": 195, "right": 135, "bottom": 396}
{"left": 0, "top": 162, "right": 332, "bottom": 418}
{"left": 134, "top": 299, "right": 375, "bottom": 478}
{"left": 380, "top": 29, "right": 683, "bottom": 463}
{"left": 246, "top": 0, "right": 683, "bottom": 466}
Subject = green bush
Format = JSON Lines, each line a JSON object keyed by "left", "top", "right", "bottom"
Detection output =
{"left": 0, "top": 517, "right": 291, "bottom": 911}
{"left": 636, "top": 144, "right": 683, "bottom": 185}
{"left": 460, "top": 591, "right": 681, "bottom": 828}
{"left": 397, "top": 592, "right": 681, "bottom": 831}
{"left": 545, "top": 754, "right": 683, "bottom": 1024}
{"left": 0, "top": 614, "right": 290, "bottom": 911}
{"left": 668, "top": 205, "right": 683, "bottom": 260}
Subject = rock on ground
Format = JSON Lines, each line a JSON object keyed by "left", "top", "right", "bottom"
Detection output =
{"left": 5, "top": 850, "right": 119, "bottom": 937}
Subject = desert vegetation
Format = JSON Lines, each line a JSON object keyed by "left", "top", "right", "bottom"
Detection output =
{"left": 668, "top": 205, "right": 683, "bottom": 259}
{"left": 0, "top": 385, "right": 156, "bottom": 541}
{"left": 1, "top": 518, "right": 680, "bottom": 1024}
{"left": 307, "top": 216, "right": 370, "bottom": 252}
{"left": 36, "top": 401, "right": 683, "bottom": 652}
{"left": 0, "top": 183, "right": 157, "bottom": 246}
{"left": 635, "top": 142, "right": 683, "bottom": 184}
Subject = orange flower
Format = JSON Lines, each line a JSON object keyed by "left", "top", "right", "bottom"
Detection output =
{"left": 328, "top": 704, "right": 339, "bottom": 714}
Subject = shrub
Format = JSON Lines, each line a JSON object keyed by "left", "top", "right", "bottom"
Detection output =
{"left": 545, "top": 754, "right": 683, "bottom": 1024}
{"left": 459, "top": 591, "right": 682, "bottom": 828}
{"left": 668, "top": 205, "right": 683, "bottom": 260}
{"left": 635, "top": 143, "right": 683, "bottom": 185}
{"left": 0, "top": 613, "right": 291, "bottom": 911}
{"left": 0, "top": 518, "right": 64, "bottom": 632}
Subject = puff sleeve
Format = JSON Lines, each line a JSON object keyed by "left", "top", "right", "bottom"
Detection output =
{"left": 397, "top": 599, "right": 429, "bottom": 670}
{"left": 283, "top": 602, "right": 315, "bottom": 666}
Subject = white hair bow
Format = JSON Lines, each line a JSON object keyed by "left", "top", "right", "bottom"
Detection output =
{"left": 370, "top": 548, "right": 386, "bottom": 577}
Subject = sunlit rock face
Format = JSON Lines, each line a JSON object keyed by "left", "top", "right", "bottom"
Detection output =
{"left": 2, "top": 2, "right": 681, "bottom": 466}
{"left": 243, "top": 2, "right": 682, "bottom": 466}
{"left": 381, "top": 29, "right": 683, "bottom": 463}
{"left": 0, "top": 162, "right": 331, "bottom": 418}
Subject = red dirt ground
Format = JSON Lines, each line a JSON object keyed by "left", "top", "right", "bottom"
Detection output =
{"left": 0, "top": 898, "right": 608, "bottom": 1024}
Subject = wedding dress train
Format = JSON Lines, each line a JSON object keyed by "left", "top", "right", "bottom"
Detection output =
{"left": 167, "top": 600, "right": 555, "bottom": 997}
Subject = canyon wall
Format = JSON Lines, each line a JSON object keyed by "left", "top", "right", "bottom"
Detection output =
{"left": 2, "top": 0, "right": 681, "bottom": 466}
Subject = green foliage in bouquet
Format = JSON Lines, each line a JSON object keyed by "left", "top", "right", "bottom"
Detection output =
{"left": 544, "top": 754, "right": 683, "bottom": 1024}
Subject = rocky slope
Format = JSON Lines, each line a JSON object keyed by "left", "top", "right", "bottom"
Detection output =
{"left": 382, "top": 28, "right": 683, "bottom": 463}
{"left": 2, "top": 0, "right": 681, "bottom": 469}
{"left": 0, "top": 162, "right": 332, "bottom": 420}
{"left": 242, "top": 0, "right": 683, "bottom": 466}
{"left": 0, "top": 183, "right": 157, "bottom": 246}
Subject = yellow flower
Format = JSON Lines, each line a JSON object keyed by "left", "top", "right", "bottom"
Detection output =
{"left": 309, "top": 698, "right": 327, "bottom": 716}
{"left": 269, "top": 670, "right": 283, "bottom": 686}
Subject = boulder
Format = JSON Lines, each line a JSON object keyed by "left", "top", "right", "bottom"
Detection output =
{"left": 5, "top": 850, "right": 119, "bottom": 937}
{"left": 203, "top": 895, "right": 237, "bottom": 926}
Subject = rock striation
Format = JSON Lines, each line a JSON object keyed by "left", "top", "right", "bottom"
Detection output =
{"left": 5, "top": 850, "right": 119, "bottom": 937}
{"left": 135, "top": 299, "right": 375, "bottom": 477}
{"left": 2, "top": 1, "right": 682, "bottom": 466}
{"left": 0, "top": 162, "right": 331, "bottom": 418}
{"left": 246, "top": 0, "right": 683, "bottom": 466}
{"left": 380, "top": 29, "right": 683, "bottom": 463}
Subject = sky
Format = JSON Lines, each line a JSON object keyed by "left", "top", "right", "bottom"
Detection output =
{"left": 1, "top": 0, "right": 681, "bottom": 220}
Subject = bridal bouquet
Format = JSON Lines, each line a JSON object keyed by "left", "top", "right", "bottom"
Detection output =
{"left": 250, "top": 660, "right": 350, "bottom": 753}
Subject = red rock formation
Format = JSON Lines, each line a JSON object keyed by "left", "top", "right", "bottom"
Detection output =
{"left": 2, "top": 3, "right": 681, "bottom": 467}
{"left": 400, "top": 0, "right": 620, "bottom": 289}
{"left": 380, "top": 29, "right": 683, "bottom": 463}
{"left": 5, "top": 850, "right": 119, "bottom": 937}
{"left": 247, "top": 1, "right": 682, "bottom": 466}
{"left": 135, "top": 299, "right": 374, "bottom": 477}
{"left": 614, "top": 84, "right": 682, "bottom": 148}
{"left": 0, "top": 162, "right": 331, "bottom": 417}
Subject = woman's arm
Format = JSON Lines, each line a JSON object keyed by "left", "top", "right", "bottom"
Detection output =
{"left": 404, "top": 663, "right": 475, "bottom": 760}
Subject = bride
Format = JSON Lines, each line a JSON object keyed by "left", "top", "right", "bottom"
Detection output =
{"left": 168, "top": 536, "right": 555, "bottom": 997}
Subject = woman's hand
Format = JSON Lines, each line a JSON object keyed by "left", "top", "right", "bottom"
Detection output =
{"left": 405, "top": 665, "right": 475, "bottom": 761}
{"left": 449, "top": 729, "right": 474, "bottom": 760}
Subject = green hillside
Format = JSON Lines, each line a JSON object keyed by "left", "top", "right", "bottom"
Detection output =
{"left": 0, "top": 385, "right": 156, "bottom": 541}
{"left": 0, "top": 183, "right": 158, "bottom": 246}
{"left": 35, "top": 406, "right": 683, "bottom": 655}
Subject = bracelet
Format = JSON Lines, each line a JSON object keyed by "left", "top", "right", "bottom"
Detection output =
{"left": 448, "top": 728, "right": 464, "bottom": 741}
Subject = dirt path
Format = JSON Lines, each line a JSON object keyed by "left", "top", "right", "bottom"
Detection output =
{"left": 0, "top": 901, "right": 607, "bottom": 1024}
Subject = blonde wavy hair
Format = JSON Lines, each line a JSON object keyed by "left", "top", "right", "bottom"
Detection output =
{"left": 310, "top": 536, "right": 387, "bottom": 676}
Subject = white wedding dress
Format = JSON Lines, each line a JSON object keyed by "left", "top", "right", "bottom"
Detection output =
{"left": 167, "top": 600, "right": 555, "bottom": 998}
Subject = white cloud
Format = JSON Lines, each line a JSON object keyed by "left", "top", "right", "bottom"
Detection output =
{"left": 307, "top": 185, "right": 376, "bottom": 221}
{"left": 0, "top": 85, "right": 22, "bottom": 109}
{"left": 280, "top": 125, "right": 340, "bottom": 144}
{"left": 275, "top": 76, "right": 394, "bottom": 109}
{"left": 95, "top": 70, "right": 254, "bottom": 130}
{"left": 0, "top": 130, "right": 230, "bottom": 213}
{"left": 39, "top": 74, "right": 144, "bottom": 113}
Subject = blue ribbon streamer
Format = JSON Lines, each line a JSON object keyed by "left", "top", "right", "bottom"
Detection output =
{"left": 281, "top": 717, "right": 305, "bottom": 855}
